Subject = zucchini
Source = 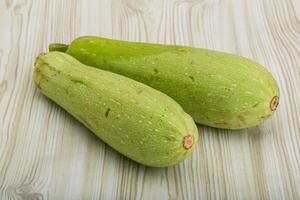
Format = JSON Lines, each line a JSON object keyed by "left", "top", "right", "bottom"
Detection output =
{"left": 34, "top": 52, "right": 198, "bottom": 167}
{"left": 49, "top": 36, "right": 280, "bottom": 129}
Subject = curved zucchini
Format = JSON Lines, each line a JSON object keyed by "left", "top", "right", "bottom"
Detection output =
{"left": 49, "top": 36, "right": 280, "bottom": 129}
{"left": 34, "top": 52, "right": 198, "bottom": 167}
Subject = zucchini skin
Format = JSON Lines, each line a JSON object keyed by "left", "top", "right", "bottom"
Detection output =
{"left": 50, "top": 36, "right": 280, "bottom": 129}
{"left": 34, "top": 52, "right": 198, "bottom": 167}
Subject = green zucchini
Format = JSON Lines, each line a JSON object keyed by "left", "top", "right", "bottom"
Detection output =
{"left": 49, "top": 36, "right": 280, "bottom": 129}
{"left": 34, "top": 52, "right": 198, "bottom": 167}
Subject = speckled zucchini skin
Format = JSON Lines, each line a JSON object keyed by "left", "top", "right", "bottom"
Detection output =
{"left": 34, "top": 52, "right": 198, "bottom": 167}
{"left": 49, "top": 36, "right": 280, "bottom": 129}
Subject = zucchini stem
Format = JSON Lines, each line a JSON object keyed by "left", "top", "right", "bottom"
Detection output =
{"left": 49, "top": 43, "right": 69, "bottom": 52}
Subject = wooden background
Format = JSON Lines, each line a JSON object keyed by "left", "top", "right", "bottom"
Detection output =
{"left": 0, "top": 0, "right": 299, "bottom": 199}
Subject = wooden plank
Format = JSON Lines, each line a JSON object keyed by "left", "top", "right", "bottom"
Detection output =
{"left": 0, "top": 0, "right": 299, "bottom": 199}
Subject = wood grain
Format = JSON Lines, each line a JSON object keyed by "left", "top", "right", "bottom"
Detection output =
{"left": 0, "top": 0, "right": 299, "bottom": 199}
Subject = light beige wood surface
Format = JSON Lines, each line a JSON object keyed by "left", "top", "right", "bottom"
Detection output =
{"left": 0, "top": 0, "right": 299, "bottom": 199}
